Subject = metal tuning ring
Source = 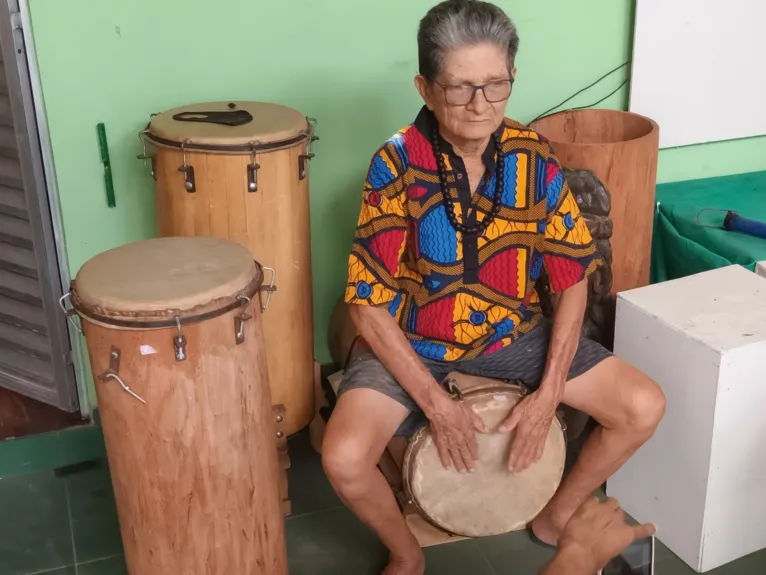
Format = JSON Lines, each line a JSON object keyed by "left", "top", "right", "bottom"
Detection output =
{"left": 58, "top": 292, "right": 83, "bottom": 335}
{"left": 234, "top": 295, "right": 253, "bottom": 344}
{"left": 99, "top": 347, "right": 146, "bottom": 404}
{"left": 173, "top": 316, "right": 187, "bottom": 361}
{"left": 247, "top": 141, "right": 261, "bottom": 193}
{"left": 259, "top": 266, "right": 277, "bottom": 312}
{"left": 178, "top": 140, "right": 195, "bottom": 192}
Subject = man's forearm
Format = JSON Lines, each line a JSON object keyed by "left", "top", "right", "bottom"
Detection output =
{"left": 350, "top": 304, "right": 448, "bottom": 415}
{"left": 539, "top": 279, "right": 588, "bottom": 398}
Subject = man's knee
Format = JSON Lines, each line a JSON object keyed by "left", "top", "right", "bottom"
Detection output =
{"left": 322, "top": 430, "right": 377, "bottom": 488}
{"left": 623, "top": 374, "right": 666, "bottom": 438}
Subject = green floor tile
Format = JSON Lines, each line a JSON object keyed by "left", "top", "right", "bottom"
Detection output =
{"left": 423, "top": 540, "right": 496, "bottom": 575}
{"left": 0, "top": 424, "right": 106, "bottom": 478}
{"left": 474, "top": 529, "right": 557, "bottom": 575}
{"left": 0, "top": 472, "right": 75, "bottom": 575}
{"left": 65, "top": 462, "right": 124, "bottom": 563}
{"left": 285, "top": 507, "right": 388, "bottom": 574}
{"left": 287, "top": 431, "right": 342, "bottom": 517}
{"left": 33, "top": 568, "right": 76, "bottom": 575}
{"left": 77, "top": 556, "right": 127, "bottom": 575}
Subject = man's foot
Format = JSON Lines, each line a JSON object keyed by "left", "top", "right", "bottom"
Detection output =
{"left": 381, "top": 552, "right": 425, "bottom": 575}
{"left": 530, "top": 512, "right": 566, "bottom": 547}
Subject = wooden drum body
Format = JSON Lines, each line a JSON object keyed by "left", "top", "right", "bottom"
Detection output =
{"left": 70, "top": 237, "right": 287, "bottom": 575}
{"left": 403, "top": 377, "right": 566, "bottom": 538}
{"left": 143, "top": 102, "right": 317, "bottom": 435}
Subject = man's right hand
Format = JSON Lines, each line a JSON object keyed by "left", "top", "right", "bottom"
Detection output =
{"left": 426, "top": 393, "right": 487, "bottom": 472}
{"left": 556, "top": 497, "right": 656, "bottom": 572}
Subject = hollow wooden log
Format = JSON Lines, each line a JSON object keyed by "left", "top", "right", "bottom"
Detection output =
{"left": 530, "top": 109, "right": 659, "bottom": 295}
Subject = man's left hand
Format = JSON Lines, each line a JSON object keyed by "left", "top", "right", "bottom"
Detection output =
{"left": 498, "top": 387, "right": 559, "bottom": 472}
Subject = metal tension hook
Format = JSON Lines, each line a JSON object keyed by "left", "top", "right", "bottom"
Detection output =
{"left": 234, "top": 295, "right": 253, "bottom": 344}
{"left": 173, "top": 316, "right": 187, "bottom": 361}
{"left": 99, "top": 347, "right": 146, "bottom": 404}
{"left": 179, "top": 139, "right": 195, "bottom": 192}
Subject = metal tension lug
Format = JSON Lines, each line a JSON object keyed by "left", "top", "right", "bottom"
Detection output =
{"left": 99, "top": 346, "right": 122, "bottom": 383}
{"left": 234, "top": 312, "right": 252, "bottom": 344}
{"left": 173, "top": 317, "right": 187, "bottom": 361}
{"left": 179, "top": 165, "right": 195, "bottom": 193}
{"left": 445, "top": 378, "right": 464, "bottom": 401}
{"left": 179, "top": 139, "right": 195, "bottom": 192}
{"left": 137, "top": 154, "right": 158, "bottom": 181}
{"left": 298, "top": 153, "right": 315, "bottom": 180}
{"left": 247, "top": 142, "right": 261, "bottom": 192}
{"left": 247, "top": 162, "right": 260, "bottom": 192}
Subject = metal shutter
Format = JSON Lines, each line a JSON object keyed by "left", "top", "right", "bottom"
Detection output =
{"left": 0, "top": 1, "right": 78, "bottom": 411}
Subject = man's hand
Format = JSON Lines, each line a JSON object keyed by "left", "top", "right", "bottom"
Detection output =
{"left": 427, "top": 394, "right": 487, "bottom": 473}
{"left": 498, "top": 388, "right": 559, "bottom": 472}
{"left": 556, "top": 497, "right": 656, "bottom": 573}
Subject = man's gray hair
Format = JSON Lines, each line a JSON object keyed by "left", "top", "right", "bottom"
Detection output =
{"left": 418, "top": 0, "right": 519, "bottom": 80}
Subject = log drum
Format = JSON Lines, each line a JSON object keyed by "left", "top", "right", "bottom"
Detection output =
{"left": 141, "top": 101, "right": 317, "bottom": 436}
{"left": 67, "top": 237, "right": 288, "bottom": 575}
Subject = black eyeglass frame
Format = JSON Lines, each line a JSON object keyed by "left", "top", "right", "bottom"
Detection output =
{"left": 431, "top": 77, "right": 514, "bottom": 106}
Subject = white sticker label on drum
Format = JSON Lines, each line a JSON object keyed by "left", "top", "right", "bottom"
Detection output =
{"left": 139, "top": 345, "right": 157, "bottom": 356}
{"left": 493, "top": 395, "right": 508, "bottom": 402}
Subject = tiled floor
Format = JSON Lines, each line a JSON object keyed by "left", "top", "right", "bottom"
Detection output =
{"left": 2, "top": 430, "right": 765, "bottom": 574}
{"left": 0, "top": 461, "right": 126, "bottom": 575}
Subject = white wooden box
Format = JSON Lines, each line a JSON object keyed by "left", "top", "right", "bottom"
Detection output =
{"left": 756, "top": 261, "right": 766, "bottom": 278}
{"left": 607, "top": 265, "right": 766, "bottom": 572}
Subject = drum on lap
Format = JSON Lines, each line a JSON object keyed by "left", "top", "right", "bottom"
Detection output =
{"left": 67, "top": 237, "right": 288, "bottom": 575}
{"left": 402, "top": 375, "right": 567, "bottom": 538}
{"left": 325, "top": 300, "right": 567, "bottom": 542}
{"left": 140, "top": 101, "right": 318, "bottom": 437}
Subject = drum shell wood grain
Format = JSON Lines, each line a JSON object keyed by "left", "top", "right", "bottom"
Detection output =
{"left": 530, "top": 109, "right": 659, "bottom": 295}
{"left": 153, "top": 144, "right": 315, "bottom": 435}
{"left": 81, "top": 303, "right": 287, "bottom": 575}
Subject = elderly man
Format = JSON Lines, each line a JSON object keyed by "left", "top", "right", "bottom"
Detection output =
{"left": 322, "top": 1, "right": 666, "bottom": 573}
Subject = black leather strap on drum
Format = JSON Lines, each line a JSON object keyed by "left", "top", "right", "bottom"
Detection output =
{"left": 172, "top": 110, "right": 254, "bottom": 127}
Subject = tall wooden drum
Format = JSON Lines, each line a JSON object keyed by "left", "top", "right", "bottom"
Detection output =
{"left": 69, "top": 237, "right": 288, "bottom": 575}
{"left": 142, "top": 101, "right": 317, "bottom": 435}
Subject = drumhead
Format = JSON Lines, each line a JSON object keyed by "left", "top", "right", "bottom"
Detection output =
{"left": 403, "top": 386, "right": 566, "bottom": 537}
{"left": 71, "top": 237, "right": 261, "bottom": 325}
{"left": 147, "top": 101, "right": 309, "bottom": 151}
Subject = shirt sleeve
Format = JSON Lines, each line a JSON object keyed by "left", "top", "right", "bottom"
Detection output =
{"left": 541, "top": 152, "right": 603, "bottom": 294}
{"left": 344, "top": 142, "right": 408, "bottom": 308}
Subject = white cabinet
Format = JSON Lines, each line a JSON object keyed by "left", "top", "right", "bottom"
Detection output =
{"left": 607, "top": 265, "right": 766, "bottom": 572}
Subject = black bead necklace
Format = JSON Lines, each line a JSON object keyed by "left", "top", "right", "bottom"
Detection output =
{"left": 431, "top": 125, "right": 504, "bottom": 236}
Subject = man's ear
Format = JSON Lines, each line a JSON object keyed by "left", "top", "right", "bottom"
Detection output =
{"left": 414, "top": 75, "right": 434, "bottom": 110}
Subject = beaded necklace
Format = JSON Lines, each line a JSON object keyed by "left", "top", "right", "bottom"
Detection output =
{"left": 430, "top": 125, "right": 504, "bottom": 236}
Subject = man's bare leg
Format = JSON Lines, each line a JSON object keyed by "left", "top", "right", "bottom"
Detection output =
{"left": 531, "top": 357, "right": 666, "bottom": 545}
{"left": 322, "top": 388, "right": 423, "bottom": 575}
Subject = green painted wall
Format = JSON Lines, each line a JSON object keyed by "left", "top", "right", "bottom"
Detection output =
{"left": 28, "top": 0, "right": 766, "bottom": 377}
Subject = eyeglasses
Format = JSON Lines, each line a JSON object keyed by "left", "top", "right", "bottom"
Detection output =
{"left": 433, "top": 78, "right": 513, "bottom": 106}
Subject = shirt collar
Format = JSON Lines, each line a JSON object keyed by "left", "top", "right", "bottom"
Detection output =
{"left": 413, "top": 106, "right": 504, "bottom": 171}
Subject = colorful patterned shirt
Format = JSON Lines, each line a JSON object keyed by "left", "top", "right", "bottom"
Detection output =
{"left": 345, "top": 107, "right": 602, "bottom": 361}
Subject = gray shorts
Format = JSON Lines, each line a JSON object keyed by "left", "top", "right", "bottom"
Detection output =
{"left": 337, "top": 318, "right": 612, "bottom": 436}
